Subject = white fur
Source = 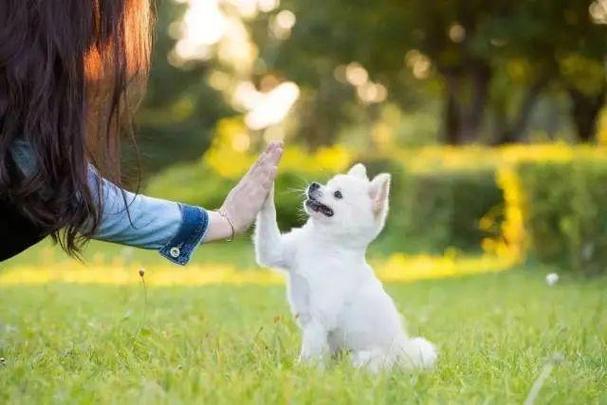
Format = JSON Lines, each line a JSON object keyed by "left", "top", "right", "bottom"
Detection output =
{"left": 254, "top": 163, "right": 437, "bottom": 372}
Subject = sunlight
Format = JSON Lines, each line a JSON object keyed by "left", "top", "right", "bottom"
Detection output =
{"left": 170, "top": 0, "right": 298, "bottom": 129}
{"left": 448, "top": 22, "right": 466, "bottom": 43}
{"left": 172, "top": 0, "right": 282, "bottom": 62}
{"left": 590, "top": 0, "right": 607, "bottom": 24}
{"left": 243, "top": 82, "right": 300, "bottom": 130}
{"left": 172, "top": 0, "right": 226, "bottom": 62}
{"left": 405, "top": 49, "right": 432, "bottom": 80}
{"left": 183, "top": 0, "right": 226, "bottom": 46}
{"left": 345, "top": 62, "right": 368, "bottom": 86}
{"left": 270, "top": 9, "right": 296, "bottom": 39}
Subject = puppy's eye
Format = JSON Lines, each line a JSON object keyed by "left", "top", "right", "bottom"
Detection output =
{"left": 334, "top": 190, "right": 343, "bottom": 199}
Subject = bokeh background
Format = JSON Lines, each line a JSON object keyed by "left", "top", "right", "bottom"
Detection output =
{"left": 130, "top": 0, "right": 607, "bottom": 276}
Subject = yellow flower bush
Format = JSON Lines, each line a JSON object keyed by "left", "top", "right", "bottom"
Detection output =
{"left": 482, "top": 167, "right": 527, "bottom": 260}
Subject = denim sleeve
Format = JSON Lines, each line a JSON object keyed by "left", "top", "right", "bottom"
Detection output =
{"left": 89, "top": 169, "right": 210, "bottom": 265}
{"left": 10, "top": 140, "right": 209, "bottom": 265}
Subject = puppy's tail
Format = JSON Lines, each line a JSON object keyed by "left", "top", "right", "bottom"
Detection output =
{"left": 398, "top": 337, "right": 437, "bottom": 370}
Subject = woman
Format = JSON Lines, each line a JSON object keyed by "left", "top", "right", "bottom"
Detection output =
{"left": 0, "top": 0, "right": 282, "bottom": 264}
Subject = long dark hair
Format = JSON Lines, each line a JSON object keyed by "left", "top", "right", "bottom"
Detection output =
{"left": 0, "top": 0, "right": 154, "bottom": 256}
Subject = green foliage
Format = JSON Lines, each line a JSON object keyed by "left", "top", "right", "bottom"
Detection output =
{"left": 394, "top": 169, "right": 502, "bottom": 253}
{"left": 516, "top": 160, "right": 607, "bottom": 275}
{"left": 145, "top": 162, "right": 231, "bottom": 211}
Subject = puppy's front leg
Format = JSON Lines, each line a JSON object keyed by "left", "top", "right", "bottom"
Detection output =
{"left": 254, "top": 185, "right": 289, "bottom": 268}
{"left": 299, "top": 320, "right": 329, "bottom": 364}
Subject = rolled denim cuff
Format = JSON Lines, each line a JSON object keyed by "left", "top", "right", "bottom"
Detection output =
{"left": 159, "top": 204, "right": 209, "bottom": 266}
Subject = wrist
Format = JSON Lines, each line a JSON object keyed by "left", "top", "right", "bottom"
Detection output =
{"left": 217, "top": 208, "right": 236, "bottom": 241}
{"left": 204, "top": 211, "right": 235, "bottom": 242}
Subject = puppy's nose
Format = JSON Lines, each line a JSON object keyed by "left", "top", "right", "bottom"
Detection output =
{"left": 308, "top": 182, "right": 322, "bottom": 199}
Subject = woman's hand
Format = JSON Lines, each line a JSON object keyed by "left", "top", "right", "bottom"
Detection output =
{"left": 221, "top": 142, "right": 283, "bottom": 233}
{"left": 204, "top": 142, "right": 283, "bottom": 242}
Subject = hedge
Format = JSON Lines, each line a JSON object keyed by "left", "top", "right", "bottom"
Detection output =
{"left": 146, "top": 157, "right": 502, "bottom": 254}
{"left": 512, "top": 159, "right": 607, "bottom": 275}
{"left": 395, "top": 169, "right": 503, "bottom": 253}
{"left": 145, "top": 145, "right": 607, "bottom": 275}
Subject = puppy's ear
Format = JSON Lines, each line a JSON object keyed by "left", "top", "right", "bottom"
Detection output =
{"left": 347, "top": 163, "right": 368, "bottom": 180}
{"left": 369, "top": 173, "right": 391, "bottom": 220}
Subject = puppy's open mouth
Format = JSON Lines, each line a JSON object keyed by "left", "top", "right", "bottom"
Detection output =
{"left": 305, "top": 198, "right": 334, "bottom": 217}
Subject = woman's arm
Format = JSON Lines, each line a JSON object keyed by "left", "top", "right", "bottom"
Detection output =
{"left": 87, "top": 168, "right": 206, "bottom": 264}
{"left": 10, "top": 140, "right": 282, "bottom": 265}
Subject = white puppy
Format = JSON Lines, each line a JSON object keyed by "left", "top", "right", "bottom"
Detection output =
{"left": 254, "top": 163, "right": 437, "bottom": 372}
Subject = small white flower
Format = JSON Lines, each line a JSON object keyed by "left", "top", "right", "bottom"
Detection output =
{"left": 546, "top": 273, "right": 559, "bottom": 286}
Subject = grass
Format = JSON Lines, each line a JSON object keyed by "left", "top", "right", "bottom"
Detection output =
{"left": 0, "top": 242, "right": 606, "bottom": 403}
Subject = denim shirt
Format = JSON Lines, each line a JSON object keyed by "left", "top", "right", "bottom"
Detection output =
{"left": 10, "top": 141, "right": 209, "bottom": 265}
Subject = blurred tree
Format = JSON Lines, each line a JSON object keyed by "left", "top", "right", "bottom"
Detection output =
{"left": 255, "top": 0, "right": 606, "bottom": 145}
{"left": 135, "top": 0, "right": 230, "bottom": 177}
{"left": 491, "top": 0, "right": 607, "bottom": 143}
{"left": 134, "top": 0, "right": 605, "bottom": 160}
{"left": 259, "top": 0, "right": 520, "bottom": 144}
{"left": 393, "top": 0, "right": 497, "bottom": 144}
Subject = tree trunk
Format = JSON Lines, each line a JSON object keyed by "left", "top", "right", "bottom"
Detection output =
{"left": 493, "top": 78, "right": 548, "bottom": 145}
{"left": 567, "top": 87, "right": 606, "bottom": 143}
{"left": 442, "top": 63, "right": 491, "bottom": 145}
{"left": 445, "top": 92, "right": 461, "bottom": 145}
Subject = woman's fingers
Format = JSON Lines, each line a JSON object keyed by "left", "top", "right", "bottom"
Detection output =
{"left": 246, "top": 142, "right": 280, "bottom": 178}
{"left": 264, "top": 147, "right": 283, "bottom": 179}
{"left": 255, "top": 143, "right": 279, "bottom": 173}
{"left": 252, "top": 143, "right": 282, "bottom": 182}
{"left": 267, "top": 142, "right": 283, "bottom": 164}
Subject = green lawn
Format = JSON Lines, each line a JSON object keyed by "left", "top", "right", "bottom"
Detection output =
{"left": 0, "top": 265, "right": 605, "bottom": 404}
